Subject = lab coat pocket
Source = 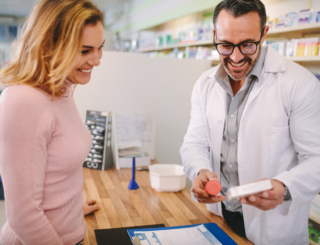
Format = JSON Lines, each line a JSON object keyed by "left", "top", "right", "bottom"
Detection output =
{"left": 266, "top": 207, "right": 308, "bottom": 245}
{"left": 270, "top": 126, "right": 291, "bottom": 166}
{"left": 266, "top": 210, "right": 289, "bottom": 243}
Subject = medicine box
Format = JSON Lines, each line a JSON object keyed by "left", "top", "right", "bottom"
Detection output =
{"left": 309, "top": 226, "right": 320, "bottom": 243}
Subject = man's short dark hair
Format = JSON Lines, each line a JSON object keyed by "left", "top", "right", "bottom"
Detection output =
{"left": 213, "top": 0, "right": 267, "bottom": 35}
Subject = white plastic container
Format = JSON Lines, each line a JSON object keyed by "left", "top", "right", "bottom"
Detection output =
{"left": 149, "top": 164, "right": 186, "bottom": 192}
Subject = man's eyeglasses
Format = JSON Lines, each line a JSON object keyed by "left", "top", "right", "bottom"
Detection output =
{"left": 214, "top": 31, "right": 264, "bottom": 56}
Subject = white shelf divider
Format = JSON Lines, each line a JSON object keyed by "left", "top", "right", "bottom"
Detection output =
{"left": 268, "top": 22, "right": 320, "bottom": 35}
{"left": 286, "top": 56, "right": 320, "bottom": 62}
{"left": 309, "top": 239, "right": 318, "bottom": 245}
{"left": 309, "top": 210, "right": 320, "bottom": 224}
{"left": 139, "top": 40, "right": 213, "bottom": 52}
{"left": 140, "top": 23, "right": 320, "bottom": 53}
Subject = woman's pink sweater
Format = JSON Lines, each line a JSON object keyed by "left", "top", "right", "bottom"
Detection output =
{"left": 0, "top": 81, "right": 92, "bottom": 245}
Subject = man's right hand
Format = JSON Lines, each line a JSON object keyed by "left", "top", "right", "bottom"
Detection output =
{"left": 191, "top": 169, "right": 226, "bottom": 204}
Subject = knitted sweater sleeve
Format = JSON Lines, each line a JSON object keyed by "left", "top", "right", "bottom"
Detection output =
{"left": 0, "top": 86, "right": 64, "bottom": 245}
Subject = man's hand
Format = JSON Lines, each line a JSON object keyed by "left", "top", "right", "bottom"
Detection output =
{"left": 191, "top": 169, "right": 225, "bottom": 203}
{"left": 239, "top": 179, "right": 285, "bottom": 211}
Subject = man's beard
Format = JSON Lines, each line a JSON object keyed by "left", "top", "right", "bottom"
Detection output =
{"left": 222, "top": 45, "right": 261, "bottom": 81}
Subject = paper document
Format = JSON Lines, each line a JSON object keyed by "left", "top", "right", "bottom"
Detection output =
{"left": 116, "top": 113, "right": 153, "bottom": 142}
{"left": 133, "top": 224, "right": 221, "bottom": 245}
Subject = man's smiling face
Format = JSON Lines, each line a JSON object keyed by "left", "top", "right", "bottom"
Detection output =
{"left": 214, "top": 10, "right": 267, "bottom": 81}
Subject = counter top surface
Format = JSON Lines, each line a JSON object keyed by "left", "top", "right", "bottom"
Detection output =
{"left": 82, "top": 164, "right": 252, "bottom": 245}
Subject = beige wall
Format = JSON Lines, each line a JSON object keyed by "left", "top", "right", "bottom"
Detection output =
{"left": 73, "top": 51, "right": 211, "bottom": 187}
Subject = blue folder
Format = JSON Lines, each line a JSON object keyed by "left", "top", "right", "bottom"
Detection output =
{"left": 127, "top": 222, "right": 237, "bottom": 245}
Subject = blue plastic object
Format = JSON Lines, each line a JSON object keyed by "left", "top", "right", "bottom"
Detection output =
{"left": 128, "top": 157, "right": 139, "bottom": 190}
{"left": 127, "top": 223, "right": 237, "bottom": 245}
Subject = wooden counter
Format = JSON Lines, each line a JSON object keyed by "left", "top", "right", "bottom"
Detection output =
{"left": 82, "top": 165, "right": 253, "bottom": 245}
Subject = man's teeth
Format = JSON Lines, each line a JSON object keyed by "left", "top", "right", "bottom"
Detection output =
{"left": 80, "top": 69, "right": 92, "bottom": 73}
{"left": 230, "top": 61, "right": 245, "bottom": 67}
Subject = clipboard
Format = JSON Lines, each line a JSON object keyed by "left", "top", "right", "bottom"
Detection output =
{"left": 127, "top": 223, "right": 237, "bottom": 245}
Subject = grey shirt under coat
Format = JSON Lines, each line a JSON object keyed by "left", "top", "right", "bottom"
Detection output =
{"left": 215, "top": 46, "right": 267, "bottom": 212}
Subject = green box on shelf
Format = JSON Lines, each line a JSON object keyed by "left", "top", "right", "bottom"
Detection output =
{"left": 309, "top": 226, "right": 320, "bottom": 243}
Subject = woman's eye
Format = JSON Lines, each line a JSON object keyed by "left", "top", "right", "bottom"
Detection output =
{"left": 82, "top": 50, "right": 89, "bottom": 54}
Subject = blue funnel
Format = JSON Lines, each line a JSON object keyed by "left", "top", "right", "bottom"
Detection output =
{"left": 128, "top": 157, "right": 139, "bottom": 190}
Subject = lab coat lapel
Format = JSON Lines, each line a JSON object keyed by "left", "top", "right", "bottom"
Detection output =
{"left": 237, "top": 47, "right": 288, "bottom": 241}
{"left": 240, "top": 70, "right": 268, "bottom": 122}
{"left": 209, "top": 80, "right": 226, "bottom": 178}
{"left": 215, "top": 81, "right": 227, "bottom": 113}
{"left": 240, "top": 47, "right": 286, "bottom": 127}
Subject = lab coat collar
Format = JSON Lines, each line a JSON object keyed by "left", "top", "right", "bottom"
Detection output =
{"left": 263, "top": 45, "right": 287, "bottom": 73}
{"left": 208, "top": 63, "right": 222, "bottom": 78}
{"left": 249, "top": 45, "right": 267, "bottom": 80}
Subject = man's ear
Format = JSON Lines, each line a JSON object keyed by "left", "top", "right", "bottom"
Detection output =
{"left": 212, "top": 28, "right": 216, "bottom": 42}
{"left": 261, "top": 26, "right": 269, "bottom": 44}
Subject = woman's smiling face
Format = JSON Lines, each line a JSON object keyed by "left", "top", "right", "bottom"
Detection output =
{"left": 68, "top": 21, "right": 104, "bottom": 85}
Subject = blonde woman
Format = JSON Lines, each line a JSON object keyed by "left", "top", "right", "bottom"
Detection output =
{"left": 0, "top": 0, "right": 104, "bottom": 244}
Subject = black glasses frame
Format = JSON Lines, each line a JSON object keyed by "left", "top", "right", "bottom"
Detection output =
{"left": 214, "top": 30, "right": 264, "bottom": 56}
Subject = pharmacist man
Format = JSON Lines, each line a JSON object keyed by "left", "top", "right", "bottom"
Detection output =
{"left": 180, "top": 0, "right": 320, "bottom": 244}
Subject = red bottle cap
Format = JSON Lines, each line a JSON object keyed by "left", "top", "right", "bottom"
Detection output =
{"left": 205, "top": 180, "right": 221, "bottom": 196}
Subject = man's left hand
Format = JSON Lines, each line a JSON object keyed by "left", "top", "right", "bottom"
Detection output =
{"left": 239, "top": 179, "right": 285, "bottom": 211}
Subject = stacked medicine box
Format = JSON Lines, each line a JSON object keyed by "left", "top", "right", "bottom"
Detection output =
{"left": 83, "top": 110, "right": 113, "bottom": 170}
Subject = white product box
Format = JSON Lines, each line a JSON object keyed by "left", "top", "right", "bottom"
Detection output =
{"left": 286, "top": 41, "right": 294, "bottom": 57}
{"left": 269, "top": 42, "right": 286, "bottom": 56}
{"left": 285, "top": 12, "right": 298, "bottom": 27}
{"left": 149, "top": 164, "right": 186, "bottom": 192}
{"left": 119, "top": 156, "right": 150, "bottom": 168}
{"left": 309, "top": 10, "right": 318, "bottom": 24}
{"left": 277, "top": 15, "right": 286, "bottom": 27}
{"left": 227, "top": 179, "right": 273, "bottom": 202}
{"left": 298, "top": 9, "right": 310, "bottom": 25}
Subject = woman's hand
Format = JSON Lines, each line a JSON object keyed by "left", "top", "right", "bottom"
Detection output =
{"left": 83, "top": 199, "right": 100, "bottom": 216}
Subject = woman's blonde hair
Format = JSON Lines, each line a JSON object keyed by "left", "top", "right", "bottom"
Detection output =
{"left": 0, "top": 0, "right": 104, "bottom": 98}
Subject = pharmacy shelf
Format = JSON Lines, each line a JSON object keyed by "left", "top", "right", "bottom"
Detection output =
{"left": 309, "top": 210, "right": 320, "bottom": 245}
{"left": 310, "top": 239, "right": 318, "bottom": 245}
{"left": 140, "top": 22, "right": 320, "bottom": 53}
{"left": 268, "top": 22, "right": 320, "bottom": 37}
{"left": 211, "top": 56, "right": 320, "bottom": 63}
{"left": 286, "top": 56, "right": 320, "bottom": 62}
{"left": 139, "top": 40, "right": 213, "bottom": 52}
{"left": 210, "top": 56, "right": 320, "bottom": 62}
{"left": 309, "top": 210, "right": 320, "bottom": 224}
{"left": 209, "top": 56, "right": 320, "bottom": 66}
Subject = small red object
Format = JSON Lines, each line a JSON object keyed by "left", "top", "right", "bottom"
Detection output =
{"left": 205, "top": 180, "right": 221, "bottom": 196}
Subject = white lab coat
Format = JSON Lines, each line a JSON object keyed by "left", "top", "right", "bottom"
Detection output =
{"left": 180, "top": 47, "right": 320, "bottom": 245}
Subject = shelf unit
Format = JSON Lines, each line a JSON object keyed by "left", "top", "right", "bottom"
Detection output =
{"left": 310, "top": 239, "right": 318, "bottom": 245}
{"left": 139, "top": 40, "right": 213, "bottom": 52}
{"left": 310, "top": 210, "right": 320, "bottom": 224}
{"left": 140, "top": 22, "right": 320, "bottom": 63}
{"left": 209, "top": 56, "right": 320, "bottom": 66}
{"left": 267, "top": 22, "right": 320, "bottom": 38}
{"left": 286, "top": 56, "right": 320, "bottom": 62}
{"left": 309, "top": 209, "right": 320, "bottom": 245}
